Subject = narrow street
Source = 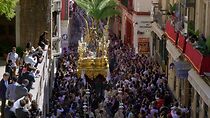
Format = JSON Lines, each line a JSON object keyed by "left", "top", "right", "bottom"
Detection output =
{"left": 1, "top": 0, "right": 210, "bottom": 117}
{"left": 48, "top": 8, "right": 189, "bottom": 117}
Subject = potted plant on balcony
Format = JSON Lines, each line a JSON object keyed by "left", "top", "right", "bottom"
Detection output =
{"left": 187, "top": 27, "right": 200, "bottom": 43}
{"left": 206, "top": 36, "right": 210, "bottom": 54}
{"left": 167, "top": 3, "right": 177, "bottom": 16}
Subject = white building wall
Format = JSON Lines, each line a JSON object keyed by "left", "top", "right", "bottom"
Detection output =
{"left": 133, "top": 0, "right": 153, "bottom": 12}
{"left": 61, "top": 20, "right": 69, "bottom": 52}
{"left": 132, "top": 15, "right": 152, "bottom": 54}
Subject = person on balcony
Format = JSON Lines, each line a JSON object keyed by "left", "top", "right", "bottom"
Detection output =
{"left": 38, "top": 31, "right": 49, "bottom": 50}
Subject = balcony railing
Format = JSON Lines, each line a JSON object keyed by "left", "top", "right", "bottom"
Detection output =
{"left": 165, "top": 15, "right": 210, "bottom": 75}
{"left": 177, "top": 32, "right": 186, "bottom": 52}
{"left": 165, "top": 19, "right": 177, "bottom": 43}
{"left": 184, "top": 42, "right": 210, "bottom": 75}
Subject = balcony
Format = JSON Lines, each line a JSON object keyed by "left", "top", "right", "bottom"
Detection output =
{"left": 165, "top": 19, "right": 177, "bottom": 43}
{"left": 165, "top": 14, "right": 210, "bottom": 75}
{"left": 177, "top": 32, "right": 186, "bottom": 52}
{"left": 184, "top": 42, "right": 210, "bottom": 75}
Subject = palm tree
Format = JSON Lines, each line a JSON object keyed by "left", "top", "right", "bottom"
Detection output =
{"left": 75, "top": 0, "right": 120, "bottom": 20}
{"left": 76, "top": 0, "right": 120, "bottom": 57}
{"left": 75, "top": 0, "right": 120, "bottom": 34}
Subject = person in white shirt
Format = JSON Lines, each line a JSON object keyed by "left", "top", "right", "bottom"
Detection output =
{"left": 6, "top": 47, "right": 19, "bottom": 67}
{"left": 24, "top": 52, "right": 38, "bottom": 67}
{"left": 6, "top": 47, "right": 19, "bottom": 77}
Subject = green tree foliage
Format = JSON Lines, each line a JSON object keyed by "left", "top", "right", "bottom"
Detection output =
{"left": 75, "top": 0, "right": 120, "bottom": 21}
{"left": 0, "top": 0, "right": 18, "bottom": 19}
{"left": 206, "top": 36, "right": 210, "bottom": 52}
{"left": 75, "top": 0, "right": 121, "bottom": 41}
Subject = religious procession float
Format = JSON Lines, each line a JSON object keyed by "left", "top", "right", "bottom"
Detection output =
{"left": 75, "top": 0, "right": 120, "bottom": 79}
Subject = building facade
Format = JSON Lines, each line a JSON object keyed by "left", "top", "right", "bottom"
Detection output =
{"left": 114, "top": 0, "right": 153, "bottom": 55}
{"left": 152, "top": 0, "right": 210, "bottom": 117}
{"left": 15, "top": 0, "right": 62, "bottom": 56}
{"left": 14, "top": 0, "right": 63, "bottom": 116}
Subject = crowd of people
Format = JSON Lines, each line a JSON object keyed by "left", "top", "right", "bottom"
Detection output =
{"left": 0, "top": 31, "right": 48, "bottom": 118}
{"left": 47, "top": 33, "right": 189, "bottom": 118}
{"left": 0, "top": 24, "right": 190, "bottom": 118}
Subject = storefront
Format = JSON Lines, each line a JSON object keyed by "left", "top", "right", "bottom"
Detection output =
{"left": 188, "top": 69, "right": 210, "bottom": 118}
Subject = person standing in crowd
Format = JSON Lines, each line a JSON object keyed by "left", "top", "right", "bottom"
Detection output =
{"left": 6, "top": 77, "right": 19, "bottom": 101}
{"left": 6, "top": 47, "right": 19, "bottom": 77}
{"left": 4, "top": 100, "right": 16, "bottom": 118}
{"left": 0, "top": 72, "right": 10, "bottom": 118}
{"left": 18, "top": 66, "right": 35, "bottom": 92}
{"left": 15, "top": 79, "right": 29, "bottom": 101}
{"left": 5, "top": 60, "right": 13, "bottom": 79}
{"left": 15, "top": 99, "right": 31, "bottom": 118}
{"left": 29, "top": 100, "right": 42, "bottom": 118}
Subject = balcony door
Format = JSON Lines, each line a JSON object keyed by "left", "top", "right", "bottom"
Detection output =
{"left": 125, "top": 18, "right": 133, "bottom": 48}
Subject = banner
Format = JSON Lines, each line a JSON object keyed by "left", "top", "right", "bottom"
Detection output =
{"left": 138, "top": 38, "right": 150, "bottom": 54}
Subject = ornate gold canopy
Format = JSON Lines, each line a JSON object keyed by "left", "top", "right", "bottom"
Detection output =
{"left": 77, "top": 26, "right": 109, "bottom": 79}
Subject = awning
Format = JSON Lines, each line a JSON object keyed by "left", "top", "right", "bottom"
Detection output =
{"left": 151, "top": 22, "right": 164, "bottom": 39}
{"left": 188, "top": 69, "right": 210, "bottom": 106}
{"left": 174, "top": 60, "right": 191, "bottom": 79}
{"left": 166, "top": 40, "right": 181, "bottom": 60}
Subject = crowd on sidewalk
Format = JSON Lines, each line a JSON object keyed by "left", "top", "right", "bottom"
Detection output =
{"left": 0, "top": 31, "right": 49, "bottom": 118}
{"left": 47, "top": 33, "right": 190, "bottom": 118}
